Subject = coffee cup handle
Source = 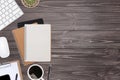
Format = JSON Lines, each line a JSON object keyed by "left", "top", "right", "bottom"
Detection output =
{"left": 40, "top": 77, "right": 44, "bottom": 80}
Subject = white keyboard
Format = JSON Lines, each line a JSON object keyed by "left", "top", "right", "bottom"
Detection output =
{"left": 0, "top": 0, "right": 24, "bottom": 30}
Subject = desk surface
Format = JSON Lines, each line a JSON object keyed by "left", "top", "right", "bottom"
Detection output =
{"left": 0, "top": 0, "right": 120, "bottom": 80}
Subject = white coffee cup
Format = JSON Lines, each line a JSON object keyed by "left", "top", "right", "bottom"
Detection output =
{"left": 27, "top": 64, "right": 44, "bottom": 80}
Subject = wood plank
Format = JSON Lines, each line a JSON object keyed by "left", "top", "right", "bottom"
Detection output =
{"left": 51, "top": 31, "right": 120, "bottom": 48}
{"left": 17, "top": 0, "right": 120, "bottom": 7}
{"left": 16, "top": 0, "right": 120, "bottom": 13}
{"left": 2, "top": 48, "right": 120, "bottom": 65}
{"left": 20, "top": 6, "right": 120, "bottom": 13}
{"left": 2, "top": 13, "right": 120, "bottom": 31}
{"left": 2, "top": 30, "right": 120, "bottom": 49}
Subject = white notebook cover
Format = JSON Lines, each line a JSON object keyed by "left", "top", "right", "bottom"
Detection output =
{"left": 24, "top": 24, "right": 51, "bottom": 62}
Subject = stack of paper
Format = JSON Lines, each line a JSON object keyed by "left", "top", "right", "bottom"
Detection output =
{"left": 12, "top": 24, "right": 51, "bottom": 65}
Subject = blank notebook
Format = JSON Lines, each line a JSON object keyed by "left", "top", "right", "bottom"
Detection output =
{"left": 12, "top": 23, "right": 38, "bottom": 66}
{"left": 12, "top": 27, "right": 32, "bottom": 66}
{"left": 24, "top": 24, "right": 51, "bottom": 62}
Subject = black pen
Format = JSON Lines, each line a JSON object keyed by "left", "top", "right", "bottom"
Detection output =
{"left": 15, "top": 73, "right": 18, "bottom": 80}
{"left": 47, "top": 65, "right": 52, "bottom": 80}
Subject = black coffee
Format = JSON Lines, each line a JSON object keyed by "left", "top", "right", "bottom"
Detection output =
{"left": 0, "top": 74, "right": 10, "bottom": 80}
{"left": 29, "top": 66, "right": 42, "bottom": 79}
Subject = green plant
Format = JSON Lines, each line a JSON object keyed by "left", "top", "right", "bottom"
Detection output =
{"left": 25, "top": 0, "right": 36, "bottom": 5}
{"left": 21, "top": 0, "right": 40, "bottom": 8}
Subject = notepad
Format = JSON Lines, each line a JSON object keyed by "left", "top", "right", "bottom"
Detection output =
{"left": 24, "top": 24, "right": 51, "bottom": 62}
{"left": 0, "top": 61, "right": 23, "bottom": 80}
{"left": 12, "top": 19, "right": 44, "bottom": 66}
{"left": 12, "top": 27, "right": 32, "bottom": 66}
{"left": 12, "top": 23, "right": 39, "bottom": 66}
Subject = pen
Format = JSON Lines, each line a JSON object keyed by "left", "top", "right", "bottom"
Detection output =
{"left": 15, "top": 73, "right": 18, "bottom": 80}
{"left": 47, "top": 65, "right": 52, "bottom": 80}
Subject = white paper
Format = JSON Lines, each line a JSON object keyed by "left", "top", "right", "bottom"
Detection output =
{"left": 24, "top": 24, "right": 51, "bottom": 62}
{"left": 0, "top": 61, "right": 21, "bottom": 80}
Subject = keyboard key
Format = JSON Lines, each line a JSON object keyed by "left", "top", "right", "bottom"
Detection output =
{"left": 0, "top": 21, "right": 2, "bottom": 24}
{"left": 11, "top": 1, "right": 16, "bottom": 6}
{"left": 12, "top": 16, "right": 16, "bottom": 20}
{"left": 6, "top": 16, "right": 9, "bottom": 20}
{"left": 12, "top": 8, "right": 19, "bottom": 15}
{"left": 5, "top": 21, "right": 9, "bottom": 25}
{"left": 0, "top": 25, "right": 4, "bottom": 30}
{"left": 9, "top": 14, "right": 13, "bottom": 17}
{"left": 1, "top": 4, "right": 5, "bottom": 8}
{"left": 0, "top": 11, "right": 2, "bottom": 15}
{"left": 12, "top": 4, "right": 18, "bottom": 11}
{"left": 5, "top": 12, "right": 8, "bottom": 15}
{"left": 5, "top": 6, "right": 9, "bottom": 11}
{"left": 8, "top": 9, "right": 12, "bottom": 13}
{"left": 8, "top": 0, "right": 14, "bottom": 3}
{"left": 2, "top": 14, "right": 5, "bottom": 18}
{"left": 1, "top": 0, "right": 4, "bottom": 4}
{"left": 9, "top": 18, "right": 13, "bottom": 23}
{"left": 9, "top": 4, "right": 13, "bottom": 8}
{"left": 2, "top": 9, "right": 5, "bottom": 13}
{"left": 0, "top": 16, "right": 2, "bottom": 20}
{"left": 2, "top": 18, "right": 6, "bottom": 22}
{"left": 19, "top": 11, "right": 24, "bottom": 15}
{"left": 5, "top": 1, "right": 8, "bottom": 6}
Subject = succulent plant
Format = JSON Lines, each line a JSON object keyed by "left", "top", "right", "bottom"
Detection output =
{"left": 25, "top": 0, "right": 36, "bottom": 5}
{"left": 21, "top": 0, "right": 40, "bottom": 8}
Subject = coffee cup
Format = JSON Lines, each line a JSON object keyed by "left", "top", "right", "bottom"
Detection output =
{"left": 27, "top": 64, "right": 44, "bottom": 80}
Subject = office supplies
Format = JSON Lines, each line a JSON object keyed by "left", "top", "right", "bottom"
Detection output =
{"left": 47, "top": 65, "right": 52, "bottom": 80}
{"left": 12, "top": 27, "right": 30, "bottom": 65}
{"left": 27, "top": 64, "right": 44, "bottom": 80}
{"left": 24, "top": 24, "right": 51, "bottom": 62}
{"left": 0, "top": 0, "right": 24, "bottom": 30}
{"left": 0, "top": 61, "right": 23, "bottom": 80}
{"left": 0, "top": 37, "right": 10, "bottom": 58}
{"left": 17, "top": 18, "right": 44, "bottom": 28}
{"left": 13, "top": 19, "right": 44, "bottom": 65}
{"left": 12, "top": 23, "right": 39, "bottom": 65}
{"left": 15, "top": 73, "right": 18, "bottom": 80}
{"left": 0, "top": 74, "right": 10, "bottom": 80}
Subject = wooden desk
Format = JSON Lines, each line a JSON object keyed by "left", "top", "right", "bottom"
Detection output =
{"left": 0, "top": 0, "right": 120, "bottom": 80}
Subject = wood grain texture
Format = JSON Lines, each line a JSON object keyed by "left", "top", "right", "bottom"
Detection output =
{"left": 1, "top": 0, "right": 120, "bottom": 80}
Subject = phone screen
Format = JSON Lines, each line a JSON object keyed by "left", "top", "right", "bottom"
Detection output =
{"left": 0, "top": 74, "right": 10, "bottom": 80}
